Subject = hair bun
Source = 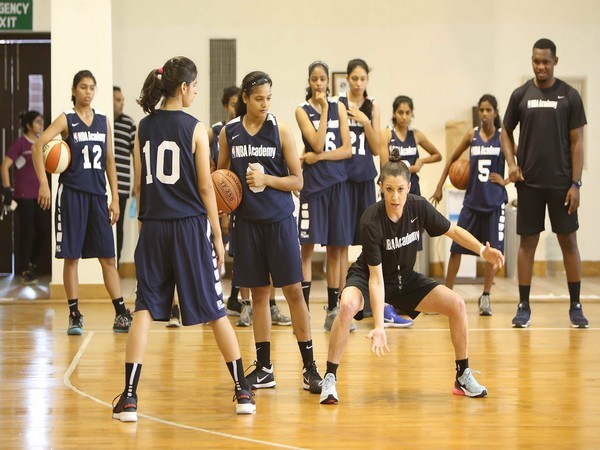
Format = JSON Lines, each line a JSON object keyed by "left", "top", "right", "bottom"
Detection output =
{"left": 388, "top": 148, "right": 401, "bottom": 162}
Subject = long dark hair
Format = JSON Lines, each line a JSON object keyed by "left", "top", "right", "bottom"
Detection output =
{"left": 305, "top": 60, "right": 330, "bottom": 101}
{"left": 478, "top": 94, "right": 501, "bottom": 129}
{"left": 391, "top": 95, "right": 414, "bottom": 125}
{"left": 19, "top": 110, "right": 42, "bottom": 133}
{"left": 137, "top": 56, "right": 197, "bottom": 114}
{"left": 236, "top": 71, "right": 272, "bottom": 117}
{"left": 346, "top": 58, "right": 373, "bottom": 118}
{"left": 71, "top": 70, "right": 96, "bottom": 105}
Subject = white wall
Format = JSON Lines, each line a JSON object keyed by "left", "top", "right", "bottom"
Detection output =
{"left": 49, "top": 0, "right": 114, "bottom": 284}
{"left": 111, "top": 0, "right": 600, "bottom": 266}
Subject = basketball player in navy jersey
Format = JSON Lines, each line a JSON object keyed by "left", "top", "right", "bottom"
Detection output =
{"left": 319, "top": 158, "right": 504, "bottom": 405}
{"left": 296, "top": 61, "right": 353, "bottom": 331}
{"left": 501, "top": 38, "right": 588, "bottom": 328}
{"left": 218, "top": 71, "right": 323, "bottom": 393}
{"left": 112, "top": 57, "right": 255, "bottom": 420}
{"left": 431, "top": 94, "right": 509, "bottom": 316}
{"left": 32, "top": 70, "right": 132, "bottom": 336}
{"left": 380, "top": 96, "right": 442, "bottom": 196}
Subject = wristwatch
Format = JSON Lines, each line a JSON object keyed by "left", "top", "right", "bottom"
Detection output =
{"left": 572, "top": 180, "right": 582, "bottom": 189}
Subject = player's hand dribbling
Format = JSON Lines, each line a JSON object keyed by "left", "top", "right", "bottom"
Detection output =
{"left": 366, "top": 328, "right": 389, "bottom": 357}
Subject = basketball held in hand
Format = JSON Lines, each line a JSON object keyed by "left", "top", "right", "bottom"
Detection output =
{"left": 211, "top": 169, "right": 243, "bottom": 214}
{"left": 449, "top": 159, "right": 469, "bottom": 190}
{"left": 43, "top": 139, "right": 71, "bottom": 174}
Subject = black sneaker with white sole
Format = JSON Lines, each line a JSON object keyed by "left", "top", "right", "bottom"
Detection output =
{"left": 245, "top": 361, "right": 276, "bottom": 389}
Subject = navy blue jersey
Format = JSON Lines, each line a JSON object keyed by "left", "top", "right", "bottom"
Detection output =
{"left": 61, "top": 109, "right": 108, "bottom": 195}
{"left": 388, "top": 127, "right": 420, "bottom": 195}
{"left": 137, "top": 110, "right": 206, "bottom": 220}
{"left": 299, "top": 98, "right": 347, "bottom": 200}
{"left": 463, "top": 127, "right": 508, "bottom": 212}
{"left": 210, "top": 121, "right": 224, "bottom": 167}
{"left": 225, "top": 114, "right": 295, "bottom": 223}
{"left": 339, "top": 93, "right": 377, "bottom": 183}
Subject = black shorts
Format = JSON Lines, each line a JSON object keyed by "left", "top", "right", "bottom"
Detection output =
{"left": 516, "top": 183, "right": 578, "bottom": 235}
{"left": 345, "top": 266, "right": 438, "bottom": 320}
{"left": 451, "top": 205, "right": 505, "bottom": 255}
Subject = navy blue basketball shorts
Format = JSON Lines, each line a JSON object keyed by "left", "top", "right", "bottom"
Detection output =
{"left": 516, "top": 183, "right": 578, "bottom": 235}
{"left": 135, "top": 215, "right": 226, "bottom": 326}
{"left": 451, "top": 205, "right": 506, "bottom": 255}
{"left": 345, "top": 266, "right": 438, "bottom": 320}
{"left": 298, "top": 181, "right": 352, "bottom": 246}
{"left": 232, "top": 214, "right": 303, "bottom": 288}
{"left": 348, "top": 179, "right": 376, "bottom": 245}
{"left": 55, "top": 184, "right": 115, "bottom": 259}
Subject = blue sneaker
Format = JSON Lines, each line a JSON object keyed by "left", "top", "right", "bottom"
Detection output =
{"left": 383, "top": 304, "right": 413, "bottom": 328}
{"left": 512, "top": 303, "right": 531, "bottom": 328}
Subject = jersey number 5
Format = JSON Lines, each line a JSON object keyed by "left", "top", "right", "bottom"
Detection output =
{"left": 478, "top": 159, "right": 491, "bottom": 182}
{"left": 142, "top": 140, "right": 181, "bottom": 185}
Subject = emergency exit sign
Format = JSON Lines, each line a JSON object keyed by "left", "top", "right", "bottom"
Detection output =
{"left": 0, "top": 1, "right": 32, "bottom": 30}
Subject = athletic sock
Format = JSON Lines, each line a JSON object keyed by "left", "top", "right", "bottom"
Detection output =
{"left": 297, "top": 340, "right": 314, "bottom": 368}
{"left": 269, "top": 298, "right": 277, "bottom": 308}
{"left": 112, "top": 297, "right": 128, "bottom": 315}
{"left": 455, "top": 358, "right": 469, "bottom": 378}
{"left": 326, "top": 361, "right": 339, "bottom": 378}
{"left": 68, "top": 299, "right": 79, "bottom": 315}
{"left": 229, "top": 285, "right": 240, "bottom": 301}
{"left": 327, "top": 287, "right": 338, "bottom": 311}
{"left": 256, "top": 341, "right": 271, "bottom": 368}
{"left": 124, "top": 362, "right": 142, "bottom": 398}
{"left": 518, "top": 285, "right": 531, "bottom": 307}
{"left": 301, "top": 281, "right": 311, "bottom": 308}
{"left": 482, "top": 291, "right": 490, "bottom": 296}
{"left": 227, "top": 358, "right": 250, "bottom": 391}
{"left": 568, "top": 281, "right": 581, "bottom": 307}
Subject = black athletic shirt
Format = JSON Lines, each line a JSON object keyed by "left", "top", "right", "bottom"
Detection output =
{"left": 503, "top": 79, "right": 586, "bottom": 189}
{"left": 352, "top": 195, "right": 450, "bottom": 285}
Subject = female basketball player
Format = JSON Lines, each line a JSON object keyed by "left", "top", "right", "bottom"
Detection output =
{"left": 380, "top": 95, "right": 442, "bottom": 195}
{"left": 295, "top": 61, "right": 353, "bottom": 331}
{"left": 218, "top": 71, "right": 323, "bottom": 394}
{"left": 430, "top": 94, "right": 509, "bottom": 316}
{"left": 320, "top": 157, "right": 504, "bottom": 405}
{"left": 31, "top": 71, "right": 132, "bottom": 336}
{"left": 112, "top": 57, "right": 256, "bottom": 420}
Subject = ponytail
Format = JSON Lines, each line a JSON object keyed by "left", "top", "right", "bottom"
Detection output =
{"left": 138, "top": 56, "right": 197, "bottom": 114}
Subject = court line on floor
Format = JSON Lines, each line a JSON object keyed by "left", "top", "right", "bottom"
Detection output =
{"left": 63, "top": 331, "right": 307, "bottom": 450}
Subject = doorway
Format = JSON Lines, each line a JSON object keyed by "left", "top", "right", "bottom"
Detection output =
{"left": 0, "top": 33, "right": 51, "bottom": 284}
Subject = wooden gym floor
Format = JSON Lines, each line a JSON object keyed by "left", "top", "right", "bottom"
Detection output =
{"left": 1, "top": 274, "right": 599, "bottom": 449}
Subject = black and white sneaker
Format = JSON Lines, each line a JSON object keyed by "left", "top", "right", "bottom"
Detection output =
{"left": 233, "top": 389, "right": 256, "bottom": 415}
{"left": 245, "top": 361, "right": 276, "bottom": 389}
{"left": 112, "top": 392, "right": 138, "bottom": 422}
{"left": 166, "top": 304, "right": 181, "bottom": 328}
{"left": 302, "top": 361, "right": 323, "bottom": 394}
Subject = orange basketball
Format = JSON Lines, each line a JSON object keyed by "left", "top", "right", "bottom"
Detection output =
{"left": 211, "top": 169, "right": 243, "bottom": 213}
{"left": 43, "top": 139, "right": 71, "bottom": 174}
{"left": 449, "top": 159, "right": 469, "bottom": 190}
